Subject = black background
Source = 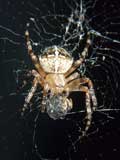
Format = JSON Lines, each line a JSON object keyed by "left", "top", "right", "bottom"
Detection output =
{"left": 0, "top": 0, "right": 120, "bottom": 160}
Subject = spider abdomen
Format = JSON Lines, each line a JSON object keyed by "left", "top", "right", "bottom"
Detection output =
{"left": 39, "top": 46, "right": 73, "bottom": 73}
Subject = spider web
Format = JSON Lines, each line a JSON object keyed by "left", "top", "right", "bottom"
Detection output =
{"left": 0, "top": 0, "right": 120, "bottom": 160}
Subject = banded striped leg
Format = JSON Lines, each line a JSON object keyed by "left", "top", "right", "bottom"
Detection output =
{"left": 21, "top": 78, "right": 38, "bottom": 116}
{"left": 77, "top": 77, "right": 97, "bottom": 110}
{"left": 72, "top": 86, "right": 92, "bottom": 136}
{"left": 65, "top": 77, "right": 97, "bottom": 110}
{"left": 84, "top": 88, "right": 92, "bottom": 135}
{"left": 64, "top": 32, "right": 91, "bottom": 77}
{"left": 87, "top": 78, "right": 97, "bottom": 111}
{"left": 64, "top": 79, "right": 96, "bottom": 135}
{"left": 25, "top": 30, "right": 46, "bottom": 78}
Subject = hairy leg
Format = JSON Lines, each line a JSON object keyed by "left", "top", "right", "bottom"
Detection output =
{"left": 81, "top": 86, "right": 92, "bottom": 135}
{"left": 66, "top": 85, "right": 93, "bottom": 135}
{"left": 64, "top": 32, "right": 91, "bottom": 77}
{"left": 31, "top": 69, "right": 45, "bottom": 88}
{"left": 64, "top": 78, "right": 97, "bottom": 135}
{"left": 21, "top": 77, "right": 38, "bottom": 115}
{"left": 64, "top": 77, "right": 97, "bottom": 110}
{"left": 25, "top": 30, "right": 46, "bottom": 78}
{"left": 85, "top": 78, "right": 97, "bottom": 110}
{"left": 65, "top": 72, "right": 80, "bottom": 83}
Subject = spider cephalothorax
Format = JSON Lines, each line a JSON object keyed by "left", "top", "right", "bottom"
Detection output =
{"left": 22, "top": 30, "right": 97, "bottom": 134}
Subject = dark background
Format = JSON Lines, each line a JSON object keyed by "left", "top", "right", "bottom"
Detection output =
{"left": 0, "top": 0, "right": 120, "bottom": 160}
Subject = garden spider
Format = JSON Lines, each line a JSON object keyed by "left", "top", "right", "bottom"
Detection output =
{"left": 22, "top": 29, "right": 97, "bottom": 135}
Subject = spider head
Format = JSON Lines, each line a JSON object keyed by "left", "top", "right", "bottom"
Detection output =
{"left": 45, "top": 95, "right": 73, "bottom": 120}
{"left": 39, "top": 46, "right": 73, "bottom": 73}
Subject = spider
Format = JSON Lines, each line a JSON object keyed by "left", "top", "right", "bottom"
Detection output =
{"left": 22, "top": 29, "right": 97, "bottom": 134}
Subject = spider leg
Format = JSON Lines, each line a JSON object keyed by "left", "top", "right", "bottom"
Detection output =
{"left": 64, "top": 77, "right": 97, "bottom": 135}
{"left": 85, "top": 78, "right": 97, "bottom": 110}
{"left": 31, "top": 69, "right": 45, "bottom": 88}
{"left": 21, "top": 77, "right": 38, "bottom": 116}
{"left": 25, "top": 30, "right": 46, "bottom": 78}
{"left": 65, "top": 72, "right": 80, "bottom": 83}
{"left": 65, "top": 77, "right": 97, "bottom": 110}
{"left": 65, "top": 84, "right": 92, "bottom": 135}
{"left": 81, "top": 86, "right": 92, "bottom": 135}
{"left": 64, "top": 32, "right": 91, "bottom": 77}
